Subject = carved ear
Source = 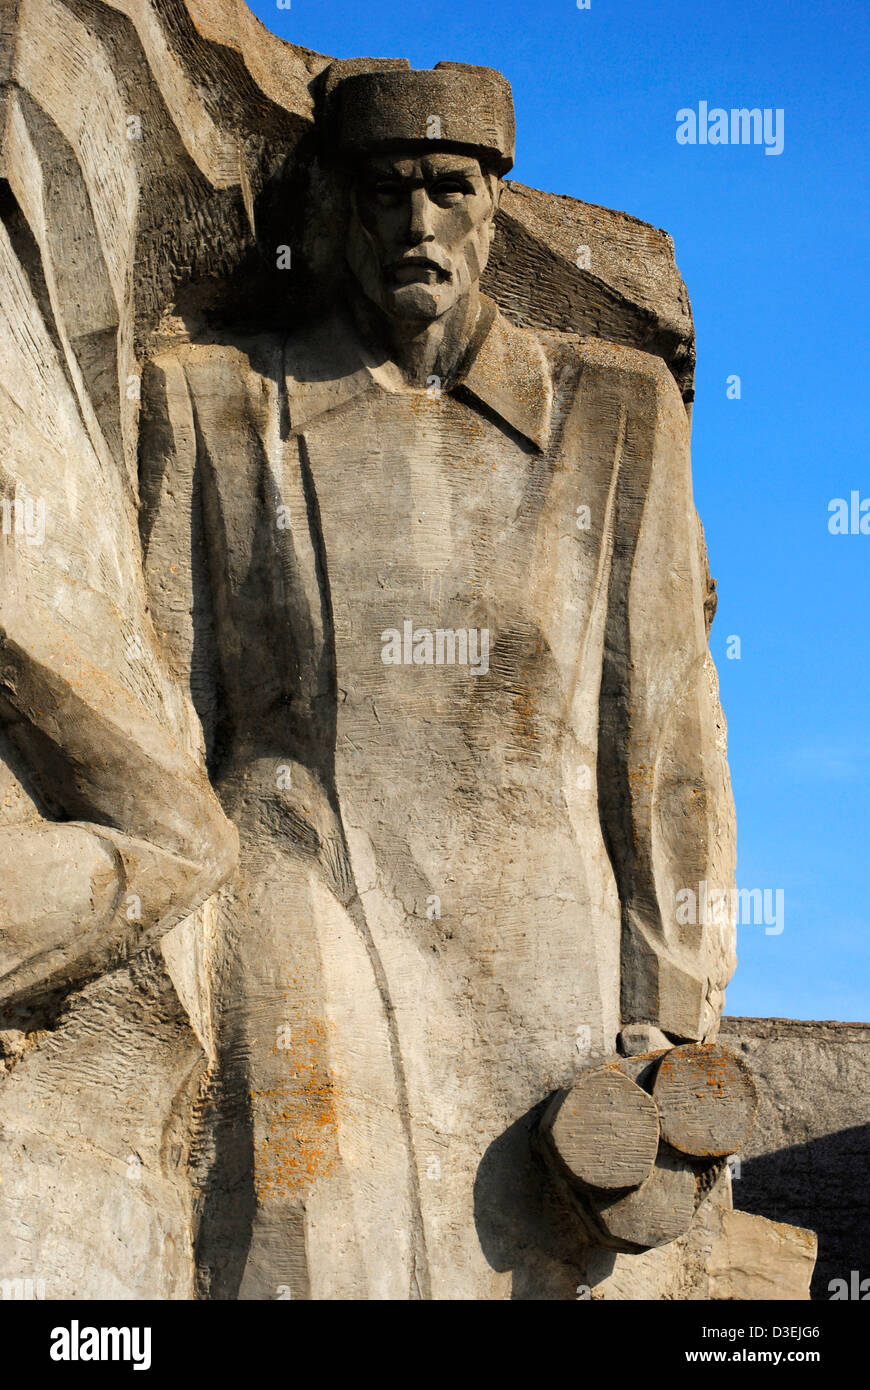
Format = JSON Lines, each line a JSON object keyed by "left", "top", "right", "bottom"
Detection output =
{"left": 487, "top": 176, "right": 504, "bottom": 230}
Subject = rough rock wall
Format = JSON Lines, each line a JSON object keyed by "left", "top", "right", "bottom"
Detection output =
{"left": 487, "top": 182, "right": 695, "bottom": 406}
{"left": 720, "top": 1017, "right": 870, "bottom": 1300}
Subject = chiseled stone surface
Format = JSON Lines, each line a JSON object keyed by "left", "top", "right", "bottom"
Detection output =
{"left": 541, "top": 1068, "right": 660, "bottom": 1193}
{"left": 653, "top": 1042, "right": 758, "bottom": 1159}
{"left": 0, "top": 0, "right": 810, "bottom": 1300}
{"left": 585, "top": 1170, "right": 815, "bottom": 1300}
{"left": 720, "top": 1017, "right": 870, "bottom": 1300}
{"left": 707, "top": 1209, "right": 817, "bottom": 1301}
{"left": 0, "top": 952, "right": 204, "bottom": 1299}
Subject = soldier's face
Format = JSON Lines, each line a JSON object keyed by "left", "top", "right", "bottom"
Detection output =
{"left": 347, "top": 152, "right": 499, "bottom": 322}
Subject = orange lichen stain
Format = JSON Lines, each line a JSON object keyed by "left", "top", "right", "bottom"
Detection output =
{"left": 512, "top": 687, "right": 539, "bottom": 743}
{"left": 658, "top": 1043, "right": 742, "bottom": 1096}
{"left": 627, "top": 762, "right": 654, "bottom": 790}
{"left": 251, "top": 1014, "right": 339, "bottom": 1204}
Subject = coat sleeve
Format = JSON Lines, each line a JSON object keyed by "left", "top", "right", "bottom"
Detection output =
{"left": 596, "top": 350, "right": 737, "bottom": 1042}
{"left": 0, "top": 354, "right": 238, "bottom": 1011}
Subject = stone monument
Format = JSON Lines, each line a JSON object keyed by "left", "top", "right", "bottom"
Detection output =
{"left": 0, "top": 0, "right": 816, "bottom": 1299}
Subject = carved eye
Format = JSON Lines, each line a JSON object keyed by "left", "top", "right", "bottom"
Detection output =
{"left": 430, "top": 179, "right": 473, "bottom": 205}
{"left": 370, "top": 182, "right": 406, "bottom": 207}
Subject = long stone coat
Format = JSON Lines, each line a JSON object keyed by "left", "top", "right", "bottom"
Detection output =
{"left": 139, "top": 296, "right": 736, "bottom": 1298}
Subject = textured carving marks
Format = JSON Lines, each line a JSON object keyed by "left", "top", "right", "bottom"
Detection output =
{"left": 0, "top": 0, "right": 737, "bottom": 1300}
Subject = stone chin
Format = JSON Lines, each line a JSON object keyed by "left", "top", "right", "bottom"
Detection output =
{"left": 380, "top": 278, "right": 458, "bottom": 322}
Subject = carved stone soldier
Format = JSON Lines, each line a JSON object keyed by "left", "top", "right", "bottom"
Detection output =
{"left": 138, "top": 59, "right": 737, "bottom": 1298}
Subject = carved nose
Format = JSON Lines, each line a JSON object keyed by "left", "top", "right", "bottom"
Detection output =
{"left": 405, "top": 188, "right": 435, "bottom": 244}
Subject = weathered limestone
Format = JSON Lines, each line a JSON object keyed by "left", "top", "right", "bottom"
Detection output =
{"left": 541, "top": 1068, "right": 660, "bottom": 1192}
{"left": 719, "top": 1017, "right": 870, "bottom": 1299}
{"left": 590, "top": 1148, "right": 698, "bottom": 1250}
{"left": 707, "top": 1209, "right": 818, "bottom": 1301}
{"left": 540, "top": 1042, "right": 760, "bottom": 1252}
{"left": 654, "top": 1043, "right": 758, "bottom": 1158}
{"left": 0, "top": 952, "right": 203, "bottom": 1299}
{"left": 0, "top": 0, "right": 811, "bottom": 1300}
{"left": 583, "top": 1168, "right": 817, "bottom": 1300}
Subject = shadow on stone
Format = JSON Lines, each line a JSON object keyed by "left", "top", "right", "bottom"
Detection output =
{"left": 734, "top": 1124, "right": 870, "bottom": 1300}
{"left": 473, "top": 1098, "right": 612, "bottom": 1299}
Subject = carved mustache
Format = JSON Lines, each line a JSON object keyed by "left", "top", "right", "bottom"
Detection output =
{"left": 386, "top": 254, "right": 451, "bottom": 281}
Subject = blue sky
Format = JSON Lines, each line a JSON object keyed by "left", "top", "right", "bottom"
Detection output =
{"left": 247, "top": 0, "right": 870, "bottom": 1021}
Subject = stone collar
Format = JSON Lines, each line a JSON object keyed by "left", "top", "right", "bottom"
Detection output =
{"left": 284, "top": 296, "right": 553, "bottom": 452}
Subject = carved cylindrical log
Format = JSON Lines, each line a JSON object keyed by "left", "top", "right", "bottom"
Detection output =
{"left": 590, "top": 1148, "right": 697, "bottom": 1250}
{"left": 540, "top": 1066, "right": 660, "bottom": 1191}
{"left": 615, "top": 1047, "right": 669, "bottom": 1092}
{"left": 653, "top": 1043, "right": 758, "bottom": 1158}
